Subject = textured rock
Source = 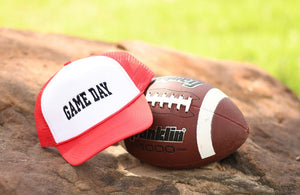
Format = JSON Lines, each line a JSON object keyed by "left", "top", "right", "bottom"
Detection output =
{"left": 0, "top": 27, "right": 299, "bottom": 194}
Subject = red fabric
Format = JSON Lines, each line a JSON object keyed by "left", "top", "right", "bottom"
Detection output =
{"left": 101, "top": 52, "right": 154, "bottom": 92}
{"left": 57, "top": 94, "right": 152, "bottom": 165}
{"left": 34, "top": 76, "right": 57, "bottom": 146}
{"left": 34, "top": 51, "right": 154, "bottom": 165}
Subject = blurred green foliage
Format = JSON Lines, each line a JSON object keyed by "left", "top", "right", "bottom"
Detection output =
{"left": 0, "top": 0, "right": 299, "bottom": 97}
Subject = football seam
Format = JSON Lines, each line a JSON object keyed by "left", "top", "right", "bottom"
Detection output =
{"left": 146, "top": 92, "right": 193, "bottom": 112}
{"left": 207, "top": 108, "right": 249, "bottom": 132}
{"left": 148, "top": 96, "right": 248, "bottom": 132}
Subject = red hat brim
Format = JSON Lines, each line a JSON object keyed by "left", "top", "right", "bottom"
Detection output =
{"left": 56, "top": 93, "right": 152, "bottom": 166}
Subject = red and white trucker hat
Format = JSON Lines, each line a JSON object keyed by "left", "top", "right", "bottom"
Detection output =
{"left": 35, "top": 51, "right": 154, "bottom": 165}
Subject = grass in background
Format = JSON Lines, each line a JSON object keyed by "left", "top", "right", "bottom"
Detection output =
{"left": 0, "top": 0, "right": 299, "bottom": 97}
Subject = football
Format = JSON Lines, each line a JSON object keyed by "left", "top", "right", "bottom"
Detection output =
{"left": 124, "top": 76, "right": 249, "bottom": 169}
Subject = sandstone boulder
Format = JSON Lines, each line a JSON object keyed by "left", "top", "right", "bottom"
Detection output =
{"left": 0, "top": 28, "right": 299, "bottom": 194}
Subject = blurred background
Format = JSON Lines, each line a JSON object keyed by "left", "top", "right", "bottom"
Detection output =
{"left": 0, "top": 0, "right": 299, "bottom": 98}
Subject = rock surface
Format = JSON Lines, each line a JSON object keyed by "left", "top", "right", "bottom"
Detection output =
{"left": 0, "top": 27, "right": 299, "bottom": 194}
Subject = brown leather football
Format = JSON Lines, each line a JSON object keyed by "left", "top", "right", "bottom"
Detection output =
{"left": 124, "top": 76, "right": 249, "bottom": 169}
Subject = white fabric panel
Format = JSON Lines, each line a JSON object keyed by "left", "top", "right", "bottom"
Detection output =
{"left": 41, "top": 56, "right": 140, "bottom": 143}
{"left": 196, "top": 88, "right": 228, "bottom": 159}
